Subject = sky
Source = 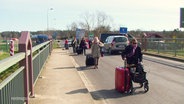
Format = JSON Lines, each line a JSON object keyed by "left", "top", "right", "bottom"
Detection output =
{"left": 0, "top": 0, "right": 183, "bottom": 32}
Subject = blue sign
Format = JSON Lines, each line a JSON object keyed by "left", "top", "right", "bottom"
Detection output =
{"left": 76, "top": 28, "right": 85, "bottom": 40}
{"left": 120, "top": 27, "right": 128, "bottom": 34}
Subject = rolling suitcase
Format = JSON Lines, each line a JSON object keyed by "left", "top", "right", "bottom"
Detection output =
{"left": 65, "top": 44, "right": 69, "bottom": 49}
{"left": 76, "top": 47, "right": 83, "bottom": 54}
{"left": 85, "top": 54, "right": 95, "bottom": 66}
{"left": 115, "top": 67, "right": 132, "bottom": 93}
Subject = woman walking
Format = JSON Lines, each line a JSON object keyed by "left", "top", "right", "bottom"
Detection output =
{"left": 80, "top": 37, "right": 87, "bottom": 55}
{"left": 91, "top": 36, "right": 104, "bottom": 69}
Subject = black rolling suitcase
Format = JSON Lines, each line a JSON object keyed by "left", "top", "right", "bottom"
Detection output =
{"left": 76, "top": 46, "right": 83, "bottom": 54}
{"left": 85, "top": 54, "right": 95, "bottom": 66}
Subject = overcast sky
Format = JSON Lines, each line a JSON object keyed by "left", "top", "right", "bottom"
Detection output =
{"left": 0, "top": 0, "right": 183, "bottom": 32}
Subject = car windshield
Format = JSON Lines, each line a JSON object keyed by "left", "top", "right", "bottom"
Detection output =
{"left": 114, "top": 37, "right": 127, "bottom": 42}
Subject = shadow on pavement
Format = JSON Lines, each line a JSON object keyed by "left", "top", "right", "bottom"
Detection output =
{"left": 66, "top": 88, "right": 89, "bottom": 94}
{"left": 90, "top": 88, "right": 146, "bottom": 100}
{"left": 53, "top": 66, "right": 76, "bottom": 70}
{"left": 76, "top": 66, "right": 95, "bottom": 71}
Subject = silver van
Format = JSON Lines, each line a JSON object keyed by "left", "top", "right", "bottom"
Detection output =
{"left": 103, "top": 36, "right": 129, "bottom": 54}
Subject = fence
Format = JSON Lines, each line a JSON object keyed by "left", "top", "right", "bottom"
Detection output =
{"left": 137, "top": 38, "right": 184, "bottom": 57}
{"left": 0, "top": 31, "right": 52, "bottom": 104}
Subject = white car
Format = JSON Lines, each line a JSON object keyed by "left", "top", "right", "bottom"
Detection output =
{"left": 103, "top": 36, "right": 129, "bottom": 54}
{"left": 68, "top": 39, "right": 72, "bottom": 47}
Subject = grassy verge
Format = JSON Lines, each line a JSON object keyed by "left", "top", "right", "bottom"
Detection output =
{"left": 53, "top": 40, "right": 61, "bottom": 49}
{"left": 0, "top": 63, "right": 19, "bottom": 83}
{"left": 0, "top": 52, "right": 17, "bottom": 83}
{"left": 0, "top": 52, "right": 10, "bottom": 60}
{"left": 144, "top": 50, "right": 184, "bottom": 59}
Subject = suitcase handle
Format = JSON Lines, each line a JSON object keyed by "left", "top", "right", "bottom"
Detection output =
{"left": 124, "top": 58, "right": 127, "bottom": 68}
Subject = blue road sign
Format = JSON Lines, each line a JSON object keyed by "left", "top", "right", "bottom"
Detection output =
{"left": 120, "top": 27, "right": 128, "bottom": 34}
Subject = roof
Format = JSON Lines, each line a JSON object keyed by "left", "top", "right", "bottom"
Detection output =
{"left": 144, "top": 33, "right": 163, "bottom": 38}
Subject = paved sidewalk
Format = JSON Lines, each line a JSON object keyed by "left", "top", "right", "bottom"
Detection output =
{"left": 29, "top": 49, "right": 95, "bottom": 104}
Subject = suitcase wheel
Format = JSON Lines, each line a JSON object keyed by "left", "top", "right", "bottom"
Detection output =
{"left": 139, "top": 83, "right": 143, "bottom": 88}
{"left": 144, "top": 81, "right": 149, "bottom": 93}
{"left": 129, "top": 86, "right": 134, "bottom": 94}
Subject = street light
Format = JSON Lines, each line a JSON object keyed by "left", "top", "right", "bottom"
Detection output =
{"left": 47, "top": 8, "right": 53, "bottom": 31}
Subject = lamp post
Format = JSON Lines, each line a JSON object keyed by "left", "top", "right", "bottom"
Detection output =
{"left": 47, "top": 8, "right": 53, "bottom": 32}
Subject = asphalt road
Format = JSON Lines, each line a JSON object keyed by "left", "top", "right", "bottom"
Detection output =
{"left": 70, "top": 48, "right": 184, "bottom": 104}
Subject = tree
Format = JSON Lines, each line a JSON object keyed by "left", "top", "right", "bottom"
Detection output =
{"left": 78, "top": 12, "right": 95, "bottom": 36}
{"left": 78, "top": 11, "right": 112, "bottom": 37}
{"left": 66, "top": 22, "right": 78, "bottom": 38}
{"left": 94, "top": 11, "right": 112, "bottom": 36}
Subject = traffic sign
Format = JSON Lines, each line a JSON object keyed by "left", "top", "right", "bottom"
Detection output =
{"left": 120, "top": 27, "right": 128, "bottom": 34}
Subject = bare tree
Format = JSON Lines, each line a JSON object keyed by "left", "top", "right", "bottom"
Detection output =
{"left": 78, "top": 12, "right": 95, "bottom": 36}
{"left": 66, "top": 22, "right": 78, "bottom": 38}
{"left": 78, "top": 11, "right": 113, "bottom": 37}
{"left": 94, "top": 11, "right": 112, "bottom": 36}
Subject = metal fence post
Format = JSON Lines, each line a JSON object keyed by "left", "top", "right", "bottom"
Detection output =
{"left": 174, "top": 38, "right": 177, "bottom": 56}
{"left": 18, "top": 31, "right": 34, "bottom": 104}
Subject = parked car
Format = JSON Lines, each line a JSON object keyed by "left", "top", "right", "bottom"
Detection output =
{"left": 103, "top": 35, "right": 129, "bottom": 54}
{"left": 99, "top": 33, "right": 134, "bottom": 43}
{"left": 31, "top": 34, "right": 49, "bottom": 46}
{"left": 68, "top": 39, "right": 72, "bottom": 47}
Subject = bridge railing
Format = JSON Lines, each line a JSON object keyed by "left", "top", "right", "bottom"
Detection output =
{"left": 0, "top": 31, "right": 52, "bottom": 104}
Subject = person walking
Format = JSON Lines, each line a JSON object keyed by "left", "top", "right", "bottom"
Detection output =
{"left": 121, "top": 38, "right": 142, "bottom": 67}
{"left": 80, "top": 37, "right": 87, "bottom": 55}
{"left": 91, "top": 36, "right": 104, "bottom": 69}
{"left": 71, "top": 37, "right": 77, "bottom": 53}
{"left": 64, "top": 38, "right": 69, "bottom": 50}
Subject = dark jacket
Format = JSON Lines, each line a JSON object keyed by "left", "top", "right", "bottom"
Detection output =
{"left": 121, "top": 45, "right": 142, "bottom": 65}
{"left": 79, "top": 39, "right": 86, "bottom": 49}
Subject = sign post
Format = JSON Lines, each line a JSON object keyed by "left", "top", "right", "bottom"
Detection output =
{"left": 9, "top": 40, "right": 14, "bottom": 56}
{"left": 88, "top": 33, "right": 94, "bottom": 41}
{"left": 76, "top": 28, "right": 85, "bottom": 40}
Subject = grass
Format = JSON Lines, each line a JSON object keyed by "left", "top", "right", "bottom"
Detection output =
{"left": 0, "top": 63, "right": 19, "bottom": 83}
{"left": 0, "top": 52, "right": 15, "bottom": 83}
{"left": 0, "top": 43, "right": 9, "bottom": 52}
{"left": 0, "top": 52, "right": 10, "bottom": 60}
{"left": 53, "top": 40, "right": 61, "bottom": 48}
{"left": 145, "top": 49, "right": 184, "bottom": 59}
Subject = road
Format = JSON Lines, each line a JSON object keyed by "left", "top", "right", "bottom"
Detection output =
{"left": 69, "top": 48, "right": 184, "bottom": 104}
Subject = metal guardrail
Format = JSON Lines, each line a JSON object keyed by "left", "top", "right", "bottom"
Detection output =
{"left": 0, "top": 32, "right": 52, "bottom": 104}
{"left": 0, "top": 67, "right": 24, "bottom": 104}
{"left": 32, "top": 42, "right": 50, "bottom": 83}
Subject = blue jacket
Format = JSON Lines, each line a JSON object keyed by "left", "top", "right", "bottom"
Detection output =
{"left": 121, "top": 45, "right": 142, "bottom": 65}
